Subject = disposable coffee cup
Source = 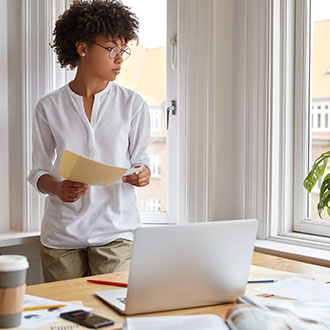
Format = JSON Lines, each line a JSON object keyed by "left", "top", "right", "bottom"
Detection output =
{"left": 0, "top": 255, "right": 29, "bottom": 328}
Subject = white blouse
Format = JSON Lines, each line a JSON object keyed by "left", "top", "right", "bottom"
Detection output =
{"left": 28, "top": 82, "right": 150, "bottom": 249}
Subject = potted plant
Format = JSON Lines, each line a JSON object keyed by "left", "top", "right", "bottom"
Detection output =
{"left": 304, "top": 151, "right": 330, "bottom": 217}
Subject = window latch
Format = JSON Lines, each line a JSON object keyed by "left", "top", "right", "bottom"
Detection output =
{"left": 167, "top": 100, "right": 176, "bottom": 130}
{"left": 170, "top": 36, "right": 177, "bottom": 69}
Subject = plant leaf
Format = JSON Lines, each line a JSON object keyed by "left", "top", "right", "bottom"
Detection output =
{"left": 303, "top": 152, "right": 330, "bottom": 192}
{"left": 317, "top": 173, "right": 330, "bottom": 218}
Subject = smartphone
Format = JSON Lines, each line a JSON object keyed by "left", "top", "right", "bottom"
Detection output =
{"left": 60, "top": 310, "right": 114, "bottom": 328}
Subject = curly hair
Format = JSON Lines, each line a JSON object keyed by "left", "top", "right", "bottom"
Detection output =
{"left": 51, "top": 0, "right": 139, "bottom": 69}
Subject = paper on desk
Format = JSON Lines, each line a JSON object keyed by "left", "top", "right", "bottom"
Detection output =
{"left": 255, "top": 277, "right": 330, "bottom": 303}
{"left": 240, "top": 294, "right": 330, "bottom": 323}
{"left": 59, "top": 150, "right": 129, "bottom": 186}
{"left": 21, "top": 294, "right": 91, "bottom": 329}
{"left": 123, "top": 314, "right": 227, "bottom": 330}
{"left": 246, "top": 265, "right": 313, "bottom": 296}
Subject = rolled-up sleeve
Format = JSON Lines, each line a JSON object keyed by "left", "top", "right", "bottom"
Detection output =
{"left": 27, "top": 105, "right": 56, "bottom": 193}
{"left": 128, "top": 100, "right": 150, "bottom": 169}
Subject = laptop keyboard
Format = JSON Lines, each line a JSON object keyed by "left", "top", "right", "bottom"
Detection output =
{"left": 116, "top": 297, "right": 126, "bottom": 305}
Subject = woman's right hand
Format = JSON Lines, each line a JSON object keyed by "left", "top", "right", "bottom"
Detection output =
{"left": 37, "top": 175, "right": 89, "bottom": 203}
{"left": 54, "top": 180, "right": 89, "bottom": 203}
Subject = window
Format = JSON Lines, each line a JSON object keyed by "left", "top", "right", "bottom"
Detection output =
{"left": 118, "top": 0, "right": 170, "bottom": 222}
{"left": 300, "top": 0, "right": 330, "bottom": 234}
{"left": 263, "top": 0, "right": 330, "bottom": 241}
{"left": 21, "top": 0, "right": 174, "bottom": 228}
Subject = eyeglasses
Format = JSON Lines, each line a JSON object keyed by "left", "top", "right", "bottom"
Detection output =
{"left": 91, "top": 41, "right": 131, "bottom": 61}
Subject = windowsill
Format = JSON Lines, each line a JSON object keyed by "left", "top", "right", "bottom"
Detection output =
{"left": 0, "top": 231, "right": 40, "bottom": 248}
{"left": 255, "top": 239, "right": 330, "bottom": 267}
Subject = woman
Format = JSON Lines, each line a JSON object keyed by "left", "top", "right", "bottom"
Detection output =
{"left": 28, "top": 0, "right": 150, "bottom": 282}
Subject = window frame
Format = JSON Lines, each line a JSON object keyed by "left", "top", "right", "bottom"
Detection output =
{"left": 292, "top": 0, "right": 330, "bottom": 238}
{"left": 143, "top": 0, "right": 214, "bottom": 225}
{"left": 250, "top": 0, "right": 330, "bottom": 247}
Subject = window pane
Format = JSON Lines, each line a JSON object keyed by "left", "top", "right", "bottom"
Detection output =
{"left": 309, "top": 0, "right": 330, "bottom": 220}
{"left": 117, "top": 0, "right": 166, "bottom": 212}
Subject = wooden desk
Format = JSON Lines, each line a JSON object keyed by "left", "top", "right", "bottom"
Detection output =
{"left": 26, "top": 252, "right": 330, "bottom": 330}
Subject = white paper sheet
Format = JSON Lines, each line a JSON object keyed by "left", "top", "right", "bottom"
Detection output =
{"left": 255, "top": 277, "right": 330, "bottom": 303}
{"left": 21, "top": 295, "right": 91, "bottom": 329}
{"left": 123, "top": 314, "right": 227, "bottom": 330}
{"left": 58, "top": 150, "right": 129, "bottom": 186}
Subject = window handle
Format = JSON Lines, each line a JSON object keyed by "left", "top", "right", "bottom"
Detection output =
{"left": 170, "top": 36, "right": 177, "bottom": 69}
{"left": 167, "top": 100, "right": 176, "bottom": 130}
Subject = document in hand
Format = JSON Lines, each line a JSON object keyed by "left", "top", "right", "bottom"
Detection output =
{"left": 59, "top": 150, "right": 130, "bottom": 186}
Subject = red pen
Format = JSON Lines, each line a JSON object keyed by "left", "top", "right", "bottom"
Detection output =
{"left": 87, "top": 279, "right": 128, "bottom": 287}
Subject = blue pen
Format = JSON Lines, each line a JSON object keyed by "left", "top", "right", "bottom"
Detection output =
{"left": 247, "top": 280, "right": 275, "bottom": 284}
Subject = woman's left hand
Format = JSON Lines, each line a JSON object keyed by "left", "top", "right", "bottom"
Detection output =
{"left": 122, "top": 165, "right": 150, "bottom": 187}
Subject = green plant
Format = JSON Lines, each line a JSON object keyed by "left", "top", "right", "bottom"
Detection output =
{"left": 304, "top": 151, "right": 330, "bottom": 217}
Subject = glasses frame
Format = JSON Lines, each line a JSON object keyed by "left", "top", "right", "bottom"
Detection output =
{"left": 91, "top": 41, "right": 131, "bottom": 61}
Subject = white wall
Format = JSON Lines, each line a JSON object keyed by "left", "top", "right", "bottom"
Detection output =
{"left": 0, "top": 0, "right": 23, "bottom": 231}
{"left": 0, "top": 242, "right": 44, "bottom": 285}
{"left": 209, "top": 0, "right": 248, "bottom": 221}
{"left": 0, "top": 0, "right": 10, "bottom": 232}
{"left": 8, "top": 0, "right": 23, "bottom": 231}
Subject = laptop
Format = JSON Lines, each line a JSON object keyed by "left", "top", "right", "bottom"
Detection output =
{"left": 95, "top": 219, "right": 258, "bottom": 315}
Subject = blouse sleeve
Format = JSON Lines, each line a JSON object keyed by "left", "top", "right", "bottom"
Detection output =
{"left": 128, "top": 99, "right": 150, "bottom": 169}
{"left": 27, "top": 105, "right": 56, "bottom": 193}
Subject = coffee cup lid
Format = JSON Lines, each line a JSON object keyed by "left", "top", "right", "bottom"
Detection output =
{"left": 0, "top": 255, "right": 29, "bottom": 272}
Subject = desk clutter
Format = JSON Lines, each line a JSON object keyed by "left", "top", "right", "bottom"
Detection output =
{"left": 16, "top": 274, "right": 330, "bottom": 330}
{"left": 21, "top": 295, "right": 91, "bottom": 329}
{"left": 122, "top": 276, "right": 330, "bottom": 330}
{"left": 123, "top": 295, "right": 330, "bottom": 330}
{"left": 5, "top": 248, "right": 328, "bottom": 330}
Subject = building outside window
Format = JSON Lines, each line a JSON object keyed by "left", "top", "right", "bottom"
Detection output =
{"left": 150, "top": 154, "right": 161, "bottom": 178}
{"left": 311, "top": 102, "right": 330, "bottom": 132}
{"left": 150, "top": 107, "right": 163, "bottom": 132}
{"left": 146, "top": 198, "right": 161, "bottom": 212}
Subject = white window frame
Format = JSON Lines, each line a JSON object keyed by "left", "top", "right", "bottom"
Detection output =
{"left": 142, "top": 0, "right": 213, "bottom": 225}
{"left": 293, "top": 0, "right": 330, "bottom": 238}
{"left": 246, "top": 0, "right": 330, "bottom": 251}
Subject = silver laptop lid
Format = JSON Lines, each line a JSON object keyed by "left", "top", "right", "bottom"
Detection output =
{"left": 124, "top": 219, "right": 258, "bottom": 315}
